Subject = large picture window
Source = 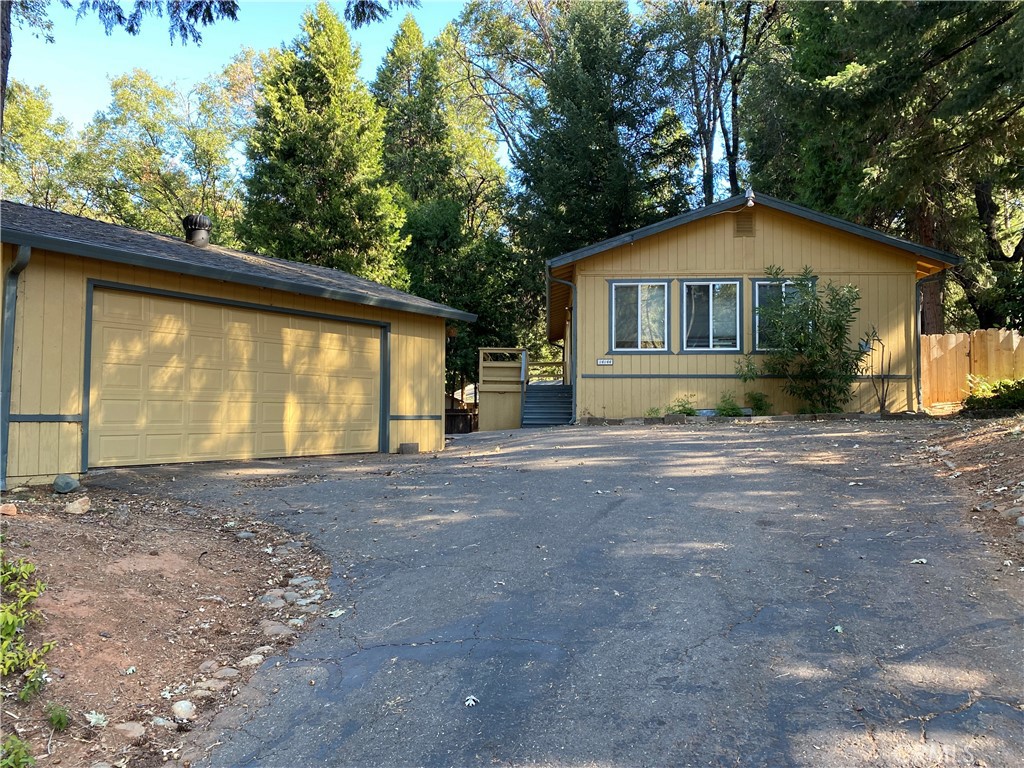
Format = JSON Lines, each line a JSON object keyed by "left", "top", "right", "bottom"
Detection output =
{"left": 754, "top": 280, "right": 797, "bottom": 350}
{"left": 682, "top": 281, "right": 739, "bottom": 350}
{"left": 612, "top": 282, "right": 667, "bottom": 351}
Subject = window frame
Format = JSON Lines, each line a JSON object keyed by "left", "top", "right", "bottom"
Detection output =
{"left": 680, "top": 279, "right": 742, "bottom": 353}
{"left": 753, "top": 279, "right": 797, "bottom": 352}
{"left": 609, "top": 280, "right": 670, "bottom": 353}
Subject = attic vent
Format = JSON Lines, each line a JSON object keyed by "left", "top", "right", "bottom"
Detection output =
{"left": 734, "top": 210, "right": 755, "bottom": 237}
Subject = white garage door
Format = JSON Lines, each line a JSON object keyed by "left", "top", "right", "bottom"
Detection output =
{"left": 88, "top": 289, "right": 381, "bottom": 467}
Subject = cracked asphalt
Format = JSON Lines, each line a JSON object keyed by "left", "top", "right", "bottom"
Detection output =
{"left": 98, "top": 421, "right": 1023, "bottom": 767}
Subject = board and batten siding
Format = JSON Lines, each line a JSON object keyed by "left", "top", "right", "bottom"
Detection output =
{"left": 2, "top": 243, "right": 445, "bottom": 486}
{"left": 572, "top": 206, "right": 919, "bottom": 418}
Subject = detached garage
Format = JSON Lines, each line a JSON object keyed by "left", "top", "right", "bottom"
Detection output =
{"left": 1, "top": 202, "right": 475, "bottom": 488}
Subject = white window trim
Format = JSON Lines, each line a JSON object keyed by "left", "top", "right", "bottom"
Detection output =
{"left": 611, "top": 281, "right": 668, "bottom": 352}
{"left": 681, "top": 280, "right": 741, "bottom": 352}
{"left": 754, "top": 280, "right": 796, "bottom": 351}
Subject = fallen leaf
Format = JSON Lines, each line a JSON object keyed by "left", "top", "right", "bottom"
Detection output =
{"left": 464, "top": 695, "right": 480, "bottom": 707}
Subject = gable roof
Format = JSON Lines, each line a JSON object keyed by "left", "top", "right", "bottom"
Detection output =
{"left": 0, "top": 201, "right": 476, "bottom": 322}
{"left": 547, "top": 191, "right": 960, "bottom": 269}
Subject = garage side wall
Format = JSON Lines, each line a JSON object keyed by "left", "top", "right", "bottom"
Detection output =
{"left": 573, "top": 207, "right": 921, "bottom": 419}
{"left": 3, "top": 245, "right": 446, "bottom": 486}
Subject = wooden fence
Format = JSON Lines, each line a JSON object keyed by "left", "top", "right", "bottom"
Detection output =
{"left": 921, "top": 328, "right": 1024, "bottom": 409}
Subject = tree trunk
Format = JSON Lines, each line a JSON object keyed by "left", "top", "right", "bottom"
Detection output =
{"left": 1, "top": 0, "right": 11, "bottom": 134}
{"left": 919, "top": 276, "right": 945, "bottom": 335}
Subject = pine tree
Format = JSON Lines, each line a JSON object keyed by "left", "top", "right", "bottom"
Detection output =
{"left": 240, "top": 1, "right": 408, "bottom": 288}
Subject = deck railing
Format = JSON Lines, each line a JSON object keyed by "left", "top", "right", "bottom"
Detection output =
{"left": 478, "top": 349, "right": 568, "bottom": 430}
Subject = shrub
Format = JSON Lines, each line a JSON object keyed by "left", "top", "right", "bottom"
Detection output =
{"left": 963, "top": 378, "right": 1024, "bottom": 412}
{"left": 715, "top": 392, "right": 744, "bottom": 417}
{"left": 45, "top": 703, "right": 70, "bottom": 732}
{"left": 1, "top": 550, "right": 56, "bottom": 702}
{"left": 744, "top": 391, "right": 772, "bottom": 416}
{"left": 740, "top": 265, "right": 871, "bottom": 413}
{"left": 666, "top": 396, "right": 697, "bottom": 416}
{"left": 1, "top": 734, "right": 35, "bottom": 767}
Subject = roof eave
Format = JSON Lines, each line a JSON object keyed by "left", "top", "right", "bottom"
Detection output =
{"left": 2, "top": 227, "right": 477, "bottom": 323}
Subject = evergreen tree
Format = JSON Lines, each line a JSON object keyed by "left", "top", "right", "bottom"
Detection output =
{"left": 240, "top": 1, "right": 408, "bottom": 288}
{"left": 744, "top": 1, "right": 1023, "bottom": 330}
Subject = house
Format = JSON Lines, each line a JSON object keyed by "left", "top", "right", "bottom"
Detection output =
{"left": 0, "top": 202, "right": 475, "bottom": 489}
{"left": 544, "top": 192, "right": 958, "bottom": 421}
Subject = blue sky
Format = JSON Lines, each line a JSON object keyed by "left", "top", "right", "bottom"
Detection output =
{"left": 9, "top": 0, "right": 467, "bottom": 129}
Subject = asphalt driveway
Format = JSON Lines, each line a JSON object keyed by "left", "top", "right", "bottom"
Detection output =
{"left": 93, "top": 421, "right": 1023, "bottom": 767}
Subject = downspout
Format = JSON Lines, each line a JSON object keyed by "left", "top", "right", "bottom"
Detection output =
{"left": 549, "top": 271, "right": 578, "bottom": 425}
{"left": 2, "top": 245, "right": 32, "bottom": 491}
{"left": 915, "top": 271, "right": 945, "bottom": 413}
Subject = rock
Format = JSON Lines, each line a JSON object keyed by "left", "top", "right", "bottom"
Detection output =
{"left": 237, "top": 654, "right": 265, "bottom": 668}
{"left": 235, "top": 531, "right": 257, "bottom": 540}
{"left": 259, "top": 620, "right": 295, "bottom": 639}
{"left": 287, "top": 617, "right": 306, "bottom": 628}
{"left": 259, "top": 597, "right": 286, "bottom": 610}
{"left": 1000, "top": 506, "right": 1023, "bottom": 520}
{"left": 194, "top": 678, "right": 230, "bottom": 691}
{"left": 65, "top": 496, "right": 91, "bottom": 515}
{"left": 0, "top": 503, "right": 18, "bottom": 516}
{"left": 151, "top": 717, "right": 177, "bottom": 730}
{"left": 289, "top": 576, "right": 314, "bottom": 587}
{"left": 296, "top": 591, "right": 324, "bottom": 606}
{"left": 1016, "top": 516, "right": 1024, "bottom": 527}
{"left": 171, "top": 700, "right": 197, "bottom": 721}
{"left": 297, "top": 605, "right": 320, "bottom": 614}
{"left": 90, "top": 763, "right": 114, "bottom": 768}
{"left": 113, "top": 721, "right": 146, "bottom": 743}
{"left": 212, "top": 666, "right": 240, "bottom": 679}
{"left": 53, "top": 474, "right": 80, "bottom": 493}
{"left": 266, "top": 588, "right": 285, "bottom": 598}
{"left": 253, "top": 645, "right": 274, "bottom": 655}
{"left": 1016, "top": 532, "right": 1024, "bottom": 544}
{"left": 188, "top": 688, "right": 216, "bottom": 700}
{"left": 198, "top": 660, "right": 220, "bottom": 675}
{"left": 282, "top": 591, "right": 301, "bottom": 604}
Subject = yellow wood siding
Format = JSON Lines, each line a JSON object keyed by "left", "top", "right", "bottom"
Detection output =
{"left": 573, "top": 206, "right": 920, "bottom": 418}
{"left": 3, "top": 246, "right": 446, "bottom": 486}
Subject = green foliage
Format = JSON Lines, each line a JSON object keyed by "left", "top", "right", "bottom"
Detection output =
{"left": 715, "top": 392, "right": 744, "bottom": 417}
{"left": 666, "top": 395, "right": 698, "bottom": 416}
{"left": 1, "top": 551, "right": 55, "bottom": 703}
{"left": 963, "top": 379, "right": 1024, "bottom": 412}
{"left": 0, "top": 734, "right": 35, "bottom": 768}
{"left": 77, "top": 68, "right": 244, "bottom": 244}
{"left": 0, "top": 81, "right": 80, "bottom": 211}
{"left": 644, "top": 406, "right": 662, "bottom": 418}
{"left": 746, "top": 266, "right": 870, "bottom": 413}
{"left": 240, "top": 1, "right": 409, "bottom": 288}
{"left": 744, "top": 391, "right": 772, "bottom": 416}
{"left": 745, "top": 1, "right": 1024, "bottom": 330}
{"left": 45, "top": 703, "right": 70, "bottom": 732}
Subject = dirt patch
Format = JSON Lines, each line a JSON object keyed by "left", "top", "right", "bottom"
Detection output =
{"left": 928, "top": 414, "right": 1024, "bottom": 562}
{"left": 1, "top": 485, "right": 331, "bottom": 767}
{"left": 2, "top": 415, "right": 1022, "bottom": 767}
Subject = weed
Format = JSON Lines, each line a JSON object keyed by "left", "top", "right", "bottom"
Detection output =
{"left": 644, "top": 406, "right": 662, "bottom": 418}
{"left": 744, "top": 391, "right": 772, "bottom": 416}
{"left": 666, "top": 396, "right": 698, "bottom": 416}
{"left": 715, "top": 392, "right": 744, "bottom": 417}
{"left": 1, "top": 550, "right": 56, "bottom": 702}
{"left": 1, "top": 734, "right": 35, "bottom": 768}
{"left": 45, "top": 703, "right": 70, "bottom": 732}
{"left": 963, "top": 378, "right": 1024, "bottom": 412}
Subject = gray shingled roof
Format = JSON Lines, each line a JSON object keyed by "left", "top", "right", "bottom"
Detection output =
{"left": 0, "top": 201, "right": 476, "bottom": 322}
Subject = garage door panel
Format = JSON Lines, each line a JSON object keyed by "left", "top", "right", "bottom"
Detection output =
{"left": 90, "top": 291, "right": 381, "bottom": 467}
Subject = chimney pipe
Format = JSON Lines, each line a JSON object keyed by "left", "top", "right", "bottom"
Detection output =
{"left": 183, "top": 214, "right": 212, "bottom": 247}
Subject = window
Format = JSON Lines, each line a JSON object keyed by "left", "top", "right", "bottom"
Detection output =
{"left": 612, "top": 282, "right": 667, "bottom": 351}
{"left": 682, "top": 281, "right": 739, "bottom": 351}
{"left": 754, "top": 280, "right": 797, "bottom": 350}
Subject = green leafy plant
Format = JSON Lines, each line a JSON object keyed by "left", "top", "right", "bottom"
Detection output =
{"left": 715, "top": 392, "right": 744, "bottom": 417}
{"left": 744, "top": 391, "right": 772, "bottom": 416}
{"left": 644, "top": 406, "right": 662, "bottom": 418}
{"left": 962, "top": 378, "right": 1024, "bottom": 412}
{"left": 1, "top": 550, "right": 56, "bottom": 702}
{"left": 1, "top": 734, "right": 35, "bottom": 768}
{"left": 666, "top": 396, "right": 698, "bottom": 416}
{"left": 741, "top": 266, "right": 871, "bottom": 413}
{"left": 45, "top": 703, "right": 70, "bottom": 732}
